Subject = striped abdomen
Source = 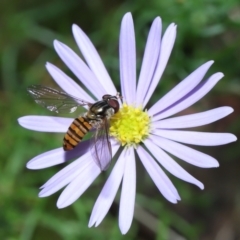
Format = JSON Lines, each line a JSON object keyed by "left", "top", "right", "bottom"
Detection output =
{"left": 63, "top": 116, "right": 92, "bottom": 151}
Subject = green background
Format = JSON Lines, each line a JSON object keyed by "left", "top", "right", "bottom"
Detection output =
{"left": 1, "top": 0, "right": 240, "bottom": 239}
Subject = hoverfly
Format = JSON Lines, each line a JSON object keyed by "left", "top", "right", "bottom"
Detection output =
{"left": 27, "top": 85, "right": 120, "bottom": 171}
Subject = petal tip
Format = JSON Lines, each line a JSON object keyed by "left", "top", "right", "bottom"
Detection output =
{"left": 123, "top": 12, "right": 133, "bottom": 22}
{"left": 232, "top": 135, "right": 238, "bottom": 142}
{"left": 229, "top": 107, "right": 234, "bottom": 113}
{"left": 120, "top": 225, "right": 130, "bottom": 235}
{"left": 72, "top": 24, "right": 81, "bottom": 34}
{"left": 198, "top": 183, "right": 204, "bottom": 190}
{"left": 72, "top": 23, "right": 78, "bottom": 29}
{"left": 38, "top": 191, "right": 45, "bottom": 198}
{"left": 26, "top": 161, "right": 34, "bottom": 169}
{"left": 120, "top": 230, "right": 128, "bottom": 235}
{"left": 17, "top": 118, "right": 23, "bottom": 126}
{"left": 57, "top": 202, "right": 64, "bottom": 209}
{"left": 154, "top": 16, "right": 162, "bottom": 24}
{"left": 53, "top": 40, "right": 63, "bottom": 49}
{"left": 57, "top": 198, "right": 70, "bottom": 209}
{"left": 88, "top": 220, "right": 94, "bottom": 228}
{"left": 45, "top": 62, "right": 51, "bottom": 67}
{"left": 53, "top": 39, "right": 59, "bottom": 45}
{"left": 218, "top": 72, "right": 224, "bottom": 78}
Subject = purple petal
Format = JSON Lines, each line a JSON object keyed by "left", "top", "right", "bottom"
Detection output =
{"left": 46, "top": 62, "right": 94, "bottom": 103}
{"left": 149, "top": 135, "right": 219, "bottom": 168}
{"left": 119, "top": 148, "right": 136, "bottom": 234}
{"left": 27, "top": 140, "right": 91, "bottom": 169}
{"left": 136, "top": 17, "right": 162, "bottom": 106}
{"left": 151, "top": 72, "right": 224, "bottom": 121}
{"left": 18, "top": 116, "right": 73, "bottom": 132}
{"left": 152, "top": 107, "right": 233, "bottom": 129}
{"left": 152, "top": 129, "right": 237, "bottom": 146}
{"left": 136, "top": 146, "right": 180, "bottom": 203}
{"left": 57, "top": 159, "right": 101, "bottom": 208}
{"left": 149, "top": 61, "right": 214, "bottom": 116}
{"left": 72, "top": 24, "right": 117, "bottom": 95}
{"left": 27, "top": 148, "right": 65, "bottom": 169}
{"left": 39, "top": 152, "right": 92, "bottom": 197}
{"left": 119, "top": 13, "right": 136, "bottom": 105}
{"left": 54, "top": 40, "right": 106, "bottom": 99}
{"left": 143, "top": 23, "right": 177, "bottom": 108}
{"left": 144, "top": 139, "right": 204, "bottom": 189}
{"left": 89, "top": 146, "right": 126, "bottom": 227}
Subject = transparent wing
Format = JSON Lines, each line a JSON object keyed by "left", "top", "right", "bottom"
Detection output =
{"left": 91, "top": 119, "right": 112, "bottom": 171}
{"left": 27, "top": 85, "right": 92, "bottom": 113}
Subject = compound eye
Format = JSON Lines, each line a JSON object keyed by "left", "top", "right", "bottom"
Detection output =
{"left": 108, "top": 99, "right": 119, "bottom": 113}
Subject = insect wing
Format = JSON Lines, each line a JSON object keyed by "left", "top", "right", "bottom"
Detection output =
{"left": 27, "top": 85, "right": 91, "bottom": 113}
{"left": 91, "top": 119, "right": 112, "bottom": 171}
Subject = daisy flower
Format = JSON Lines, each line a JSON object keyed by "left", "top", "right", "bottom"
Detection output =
{"left": 18, "top": 12, "right": 236, "bottom": 234}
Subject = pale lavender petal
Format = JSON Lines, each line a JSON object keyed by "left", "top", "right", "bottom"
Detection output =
{"left": 149, "top": 61, "right": 214, "bottom": 116}
{"left": 72, "top": 24, "right": 117, "bottom": 95}
{"left": 46, "top": 62, "right": 94, "bottom": 103}
{"left": 119, "top": 148, "right": 136, "bottom": 234}
{"left": 152, "top": 129, "right": 237, "bottom": 146}
{"left": 149, "top": 135, "right": 219, "bottom": 168}
{"left": 57, "top": 159, "right": 101, "bottom": 208}
{"left": 136, "top": 146, "right": 180, "bottom": 203}
{"left": 144, "top": 139, "right": 203, "bottom": 189}
{"left": 136, "top": 17, "right": 161, "bottom": 106}
{"left": 27, "top": 140, "right": 91, "bottom": 169}
{"left": 39, "top": 152, "right": 92, "bottom": 197}
{"left": 57, "top": 144, "right": 120, "bottom": 209}
{"left": 119, "top": 13, "right": 136, "bottom": 105}
{"left": 152, "top": 107, "right": 233, "bottom": 128}
{"left": 143, "top": 23, "right": 177, "bottom": 108}
{"left": 54, "top": 40, "right": 106, "bottom": 99}
{"left": 18, "top": 116, "right": 73, "bottom": 132}
{"left": 27, "top": 148, "right": 65, "bottom": 169}
{"left": 151, "top": 73, "right": 224, "bottom": 121}
{"left": 89, "top": 147, "right": 126, "bottom": 227}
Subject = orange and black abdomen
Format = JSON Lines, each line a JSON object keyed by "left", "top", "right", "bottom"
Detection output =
{"left": 63, "top": 116, "right": 92, "bottom": 151}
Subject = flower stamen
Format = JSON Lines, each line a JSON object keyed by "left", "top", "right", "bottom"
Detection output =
{"left": 110, "top": 103, "right": 150, "bottom": 146}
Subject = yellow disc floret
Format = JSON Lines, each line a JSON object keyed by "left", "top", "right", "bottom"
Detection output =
{"left": 110, "top": 103, "right": 151, "bottom": 146}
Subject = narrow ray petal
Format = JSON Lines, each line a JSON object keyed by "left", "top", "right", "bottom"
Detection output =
{"left": 149, "top": 61, "right": 214, "bottom": 115}
{"left": 27, "top": 140, "right": 91, "bottom": 169}
{"left": 54, "top": 40, "right": 106, "bottom": 99}
{"left": 46, "top": 62, "right": 94, "bottom": 103}
{"left": 41, "top": 141, "right": 119, "bottom": 190}
{"left": 119, "top": 13, "right": 136, "bottom": 105}
{"left": 136, "top": 146, "right": 180, "bottom": 203}
{"left": 136, "top": 17, "right": 161, "bottom": 106}
{"left": 152, "top": 129, "right": 237, "bottom": 146}
{"left": 72, "top": 24, "right": 117, "bottom": 95}
{"left": 27, "top": 148, "right": 65, "bottom": 169}
{"left": 57, "top": 144, "right": 120, "bottom": 208}
{"left": 144, "top": 139, "right": 203, "bottom": 189}
{"left": 149, "top": 135, "right": 219, "bottom": 168}
{"left": 89, "top": 147, "right": 126, "bottom": 227}
{"left": 39, "top": 153, "right": 91, "bottom": 196}
{"left": 151, "top": 72, "right": 224, "bottom": 121}
{"left": 119, "top": 148, "right": 136, "bottom": 234}
{"left": 57, "top": 161, "right": 101, "bottom": 208}
{"left": 18, "top": 116, "right": 73, "bottom": 132}
{"left": 143, "top": 23, "right": 177, "bottom": 108}
{"left": 152, "top": 107, "right": 233, "bottom": 128}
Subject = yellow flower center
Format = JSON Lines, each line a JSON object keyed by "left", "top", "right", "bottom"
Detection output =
{"left": 110, "top": 103, "right": 151, "bottom": 146}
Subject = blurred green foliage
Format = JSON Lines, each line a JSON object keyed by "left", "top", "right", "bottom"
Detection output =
{"left": 1, "top": 0, "right": 240, "bottom": 239}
